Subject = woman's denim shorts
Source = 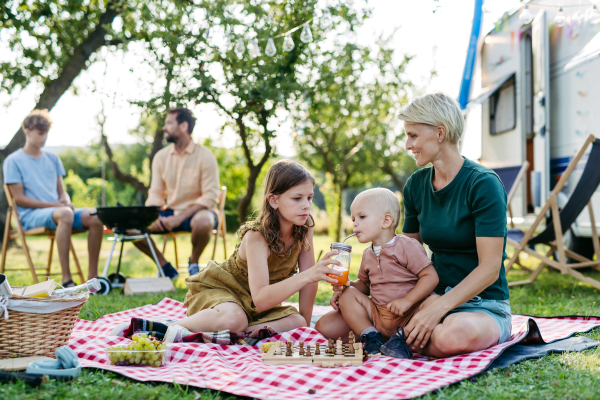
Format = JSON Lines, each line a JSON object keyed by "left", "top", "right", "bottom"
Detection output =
{"left": 444, "top": 287, "right": 512, "bottom": 344}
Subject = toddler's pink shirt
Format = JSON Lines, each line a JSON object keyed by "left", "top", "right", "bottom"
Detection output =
{"left": 357, "top": 234, "right": 432, "bottom": 305}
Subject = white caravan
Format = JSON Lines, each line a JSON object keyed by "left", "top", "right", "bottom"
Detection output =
{"left": 463, "top": 1, "right": 600, "bottom": 258}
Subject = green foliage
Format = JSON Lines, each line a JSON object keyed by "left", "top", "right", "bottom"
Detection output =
{"left": 0, "top": 0, "right": 131, "bottom": 95}
{"left": 292, "top": 37, "right": 415, "bottom": 240}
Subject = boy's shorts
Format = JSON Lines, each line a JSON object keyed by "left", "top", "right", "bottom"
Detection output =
{"left": 370, "top": 298, "right": 424, "bottom": 341}
{"left": 20, "top": 207, "right": 87, "bottom": 231}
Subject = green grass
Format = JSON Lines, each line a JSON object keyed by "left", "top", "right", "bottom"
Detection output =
{"left": 1, "top": 234, "right": 600, "bottom": 399}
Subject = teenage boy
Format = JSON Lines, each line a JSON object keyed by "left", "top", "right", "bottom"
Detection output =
{"left": 3, "top": 109, "right": 104, "bottom": 287}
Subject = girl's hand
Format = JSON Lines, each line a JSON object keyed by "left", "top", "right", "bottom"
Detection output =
{"left": 330, "top": 290, "right": 342, "bottom": 311}
{"left": 332, "top": 284, "right": 344, "bottom": 292}
{"left": 307, "top": 250, "right": 342, "bottom": 284}
{"left": 404, "top": 297, "right": 446, "bottom": 351}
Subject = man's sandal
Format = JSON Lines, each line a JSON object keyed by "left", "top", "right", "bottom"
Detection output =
{"left": 62, "top": 279, "right": 77, "bottom": 288}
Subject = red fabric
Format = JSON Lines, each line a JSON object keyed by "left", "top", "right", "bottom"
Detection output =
{"left": 70, "top": 298, "right": 600, "bottom": 400}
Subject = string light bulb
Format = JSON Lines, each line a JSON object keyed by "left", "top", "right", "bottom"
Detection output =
{"left": 586, "top": 5, "right": 600, "bottom": 24}
{"left": 234, "top": 38, "right": 245, "bottom": 59}
{"left": 265, "top": 38, "right": 277, "bottom": 57}
{"left": 249, "top": 38, "right": 260, "bottom": 58}
{"left": 321, "top": 8, "right": 333, "bottom": 29}
{"left": 519, "top": 5, "right": 533, "bottom": 24}
{"left": 554, "top": 7, "right": 566, "bottom": 27}
{"left": 300, "top": 24, "right": 313, "bottom": 43}
{"left": 283, "top": 33, "right": 295, "bottom": 51}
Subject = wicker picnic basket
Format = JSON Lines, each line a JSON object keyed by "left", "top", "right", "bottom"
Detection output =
{"left": 0, "top": 294, "right": 88, "bottom": 358}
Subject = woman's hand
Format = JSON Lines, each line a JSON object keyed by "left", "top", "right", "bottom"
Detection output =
{"left": 306, "top": 250, "right": 342, "bottom": 284}
{"left": 404, "top": 295, "right": 446, "bottom": 350}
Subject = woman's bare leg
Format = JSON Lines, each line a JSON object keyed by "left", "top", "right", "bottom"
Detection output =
{"left": 173, "top": 302, "right": 249, "bottom": 332}
{"left": 314, "top": 311, "right": 352, "bottom": 342}
{"left": 417, "top": 312, "right": 500, "bottom": 358}
{"left": 246, "top": 313, "right": 308, "bottom": 333}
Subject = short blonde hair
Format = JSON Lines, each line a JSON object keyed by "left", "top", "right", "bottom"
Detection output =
{"left": 353, "top": 188, "right": 401, "bottom": 229}
{"left": 22, "top": 109, "right": 53, "bottom": 132}
{"left": 397, "top": 92, "right": 464, "bottom": 143}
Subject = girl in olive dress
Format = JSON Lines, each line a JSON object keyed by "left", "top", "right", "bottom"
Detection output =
{"left": 171, "top": 160, "right": 342, "bottom": 335}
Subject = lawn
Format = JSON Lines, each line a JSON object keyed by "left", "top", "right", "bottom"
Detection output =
{"left": 1, "top": 233, "right": 599, "bottom": 399}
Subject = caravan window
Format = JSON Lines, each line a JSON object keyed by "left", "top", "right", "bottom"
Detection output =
{"left": 489, "top": 74, "right": 516, "bottom": 135}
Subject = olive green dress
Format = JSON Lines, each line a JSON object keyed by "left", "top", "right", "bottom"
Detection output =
{"left": 183, "top": 235, "right": 301, "bottom": 327}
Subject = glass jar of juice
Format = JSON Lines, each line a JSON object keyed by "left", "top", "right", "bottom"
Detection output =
{"left": 327, "top": 243, "right": 351, "bottom": 285}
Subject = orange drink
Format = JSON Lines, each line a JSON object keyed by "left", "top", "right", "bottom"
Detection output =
{"left": 327, "top": 266, "right": 349, "bottom": 285}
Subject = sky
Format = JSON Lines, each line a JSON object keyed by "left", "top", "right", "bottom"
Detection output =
{"left": 0, "top": 0, "right": 521, "bottom": 157}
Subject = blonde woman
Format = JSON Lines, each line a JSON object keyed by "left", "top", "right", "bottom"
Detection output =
{"left": 399, "top": 92, "right": 511, "bottom": 357}
{"left": 317, "top": 92, "right": 511, "bottom": 358}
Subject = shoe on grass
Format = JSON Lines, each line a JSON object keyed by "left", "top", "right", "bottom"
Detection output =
{"left": 360, "top": 331, "right": 385, "bottom": 356}
{"left": 380, "top": 326, "right": 413, "bottom": 359}
{"left": 188, "top": 258, "right": 200, "bottom": 276}
{"left": 158, "top": 262, "right": 179, "bottom": 281}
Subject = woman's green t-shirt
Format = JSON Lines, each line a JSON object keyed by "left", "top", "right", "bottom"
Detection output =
{"left": 402, "top": 157, "right": 509, "bottom": 300}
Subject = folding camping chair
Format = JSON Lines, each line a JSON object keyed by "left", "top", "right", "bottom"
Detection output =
{"left": 1, "top": 184, "right": 85, "bottom": 284}
{"left": 494, "top": 161, "right": 530, "bottom": 228}
{"left": 161, "top": 186, "right": 228, "bottom": 268}
{"left": 505, "top": 134, "right": 600, "bottom": 289}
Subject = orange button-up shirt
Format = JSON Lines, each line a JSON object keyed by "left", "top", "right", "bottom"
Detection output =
{"left": 146, "top": 139, "right": 220, "bottom": 214}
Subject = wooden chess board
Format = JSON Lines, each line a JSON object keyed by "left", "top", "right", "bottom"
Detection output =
{"left": 262, "top": 342, "right": 364, "bottom": 367}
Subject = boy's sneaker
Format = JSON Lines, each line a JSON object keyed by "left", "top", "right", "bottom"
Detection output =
{"left": 159, "top": 262, "right": 179, "bottom": 281}
{"left": 360, "top": 331, "right": 385, "bottom": 356}
{"left": 188, "top": 259, "right": 200, "bottom": 276}
{"left": 380, "top": 326, "right": 413, "bottom": 359}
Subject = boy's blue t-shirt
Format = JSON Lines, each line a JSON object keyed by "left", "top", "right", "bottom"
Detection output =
{"left": 3, "top": 149, "right": 66, "bottom": 221}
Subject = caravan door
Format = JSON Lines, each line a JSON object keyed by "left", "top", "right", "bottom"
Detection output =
{"left": 531, "top": 10, "right": 551, "bottom": 208}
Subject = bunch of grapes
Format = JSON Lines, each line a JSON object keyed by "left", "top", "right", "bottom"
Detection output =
{"left": 107, "top": 333, "right": 168, "bottom": 367}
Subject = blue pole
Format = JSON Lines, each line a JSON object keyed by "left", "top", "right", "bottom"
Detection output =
{"left": 458, "top": 0, "right": 483, "bottom": 109}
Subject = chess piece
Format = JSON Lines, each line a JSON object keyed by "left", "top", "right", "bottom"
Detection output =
{"left": 348, "top": 332, "right": 355, "bottom": 354}
{"left": 355, "top": 342, "right": 363, "bottom": 357}
{"left": 286, "top": 341, "right": 293, "bottom": 356}
{"left": 336, "top": 337, "right": 343, "bottom": 355}
{"left": 274, "top": 341, "right": 282, "bottom": 355}
{"left": 315, "top": 343, "right": 320, "bottom": 355}
{"left": 306, "top": 345, "right": 312, "bottom": 357}
{"left": 299, "top": 342, "right": 305, "bottom": 356}
{"left": 328, "top": 338, "right": 334, "bottom": 354}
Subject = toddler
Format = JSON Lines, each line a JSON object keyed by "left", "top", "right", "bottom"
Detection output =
{"left": 332, "top": 188, "right": 438, "bottom": 358}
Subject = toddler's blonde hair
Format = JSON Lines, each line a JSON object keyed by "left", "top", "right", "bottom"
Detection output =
{"left": 353, "top": 188, "right": 401, "bottom": 229}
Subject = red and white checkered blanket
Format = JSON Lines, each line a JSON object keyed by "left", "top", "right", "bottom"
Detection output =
{"left": 70, "top": 298, "right": 600, "bottom": 400}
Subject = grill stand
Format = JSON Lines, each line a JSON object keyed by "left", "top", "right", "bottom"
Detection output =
{"left": 101, "top": 230, "right": 164, "bottom": 288}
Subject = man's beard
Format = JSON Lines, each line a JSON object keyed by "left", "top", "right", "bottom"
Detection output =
{"left": 165, "top": 133, "right": 176, "bottom": 143}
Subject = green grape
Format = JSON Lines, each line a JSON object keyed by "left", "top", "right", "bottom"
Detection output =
{"left": 140, "top": 333, "right": 147, "bottom": 339}
{"left": 132, "top": 334, "right": 140, "bottom": 341}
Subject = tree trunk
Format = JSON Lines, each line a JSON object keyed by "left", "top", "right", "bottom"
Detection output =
{"left": 0, "top": 2, "right": 120, "bottom": 245}
{"left": 238, "top": 166, "right": 261, "bottom": 224}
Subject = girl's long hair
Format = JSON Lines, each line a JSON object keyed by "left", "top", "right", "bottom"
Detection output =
{"left": 238, "top": 160, "right": 315, "bottom": 258}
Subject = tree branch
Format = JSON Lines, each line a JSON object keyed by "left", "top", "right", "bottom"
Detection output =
{"left": 101, "top": 134, "right": 149, "bottom": 196}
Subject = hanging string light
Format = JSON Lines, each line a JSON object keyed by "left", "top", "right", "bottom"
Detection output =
{"left": 234, "top": 38, "right": 245, "bottom": 59}
{"left": 283, "top": 32, "right": 295, "bottom": 51}
{"left": 321, "top": 8, "right": 333, "bottom": 29}
{"left": 519, "top": 4, "right": 533, "bottom": 24}
{"left": 249, "top": 38, "right": 261, "bottom": 58}
{"left": 300, "top": 24, "right": 313, "bottom": 43}
{"left": 586, "top": 5, "right": 600, "bottom": 23}
{"left": 554, "top": 7, "right": 566, "bottom": 27}
{"left": 265, "top": 38, "right": 277, "bottom": 56}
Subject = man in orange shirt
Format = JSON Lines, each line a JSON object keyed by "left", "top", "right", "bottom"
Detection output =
{"left": 134, "top": 108, "right": 220, "bottom": 280}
